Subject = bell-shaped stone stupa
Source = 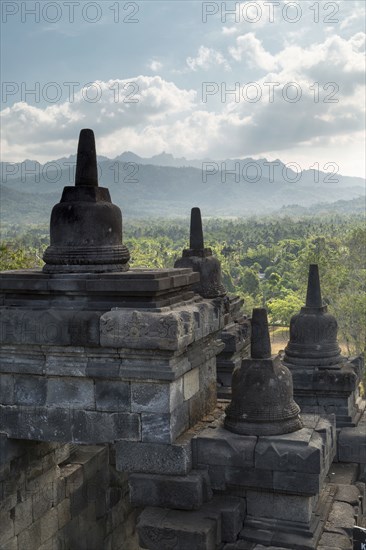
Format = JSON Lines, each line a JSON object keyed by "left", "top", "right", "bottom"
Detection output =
{"left": 43, "top": 129, "right": 130, "bottom": 273}
{"left": 283, "top": 264, "right": 342, "bottom": 368}
{"left": 224, "top": 308, "right": 302, "bottom": 436}
{"left": 174, "top": 207, "right": 226, "bottom": 298}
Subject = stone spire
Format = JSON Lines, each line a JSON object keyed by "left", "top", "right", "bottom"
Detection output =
{"left": 43, "top": 129, "right": 130, "bottom": 273}
{"left": 305, "top": 264, "right": 322, "bottom": 308}
{"left": 225, "top": 308, "right": 302, "bottom": 436}
{"left": 283, "top": 264, "right": 342, "bottom": 368}
{"left": 174, "top": 207, "right": 226, "bottom": 298}
{"left": 189, "top": 207, "right": 204, "bottom": 250}
{"left": 75, "top": 128, "right": 98, "bottom": 187}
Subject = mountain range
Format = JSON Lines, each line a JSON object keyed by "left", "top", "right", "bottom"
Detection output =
{"left": 1, "top": 153, "right": 365, "bottom": 226}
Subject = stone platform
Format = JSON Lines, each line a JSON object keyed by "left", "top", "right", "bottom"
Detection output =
{"left": 0, "top": 267, "right": 199, "bottom": 310}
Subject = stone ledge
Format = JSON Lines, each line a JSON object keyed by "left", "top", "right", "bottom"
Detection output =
{"left": 0, "top": 406, "right": 141, "bottom": 444}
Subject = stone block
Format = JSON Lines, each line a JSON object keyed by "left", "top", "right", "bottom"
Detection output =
{"left": 56, "top": 498, "right": 71, "bottom": 529}
{"left": 0, "top": 508, "right": 14, "bottom": 543}
{"left": 0, "top": 405, "right": 73, "bottom": 442}
{"left": 13, "top": 497, "right": 33, "bottom": 535}
{"left": 70, "top": 484, "right": 89, "bottom": 517}
{"left": 193, "top": 425, "right": 256, "bottom": 469}
{"left": 100, "top": 309, "right": 195, "bottom": 351}
{"left": 115, "top": 435, "right": 193, "bottom": 475}
{"left": 204, "top": 496, "right": 246, "bottom": 542}
{"left": 129, "top": 470, "right": 207, "bottom": 510}
{"left": 60, "top": 463, "right": 84, "bottom": 498}
{"left": 255, "top": 429, "right": 323, "bottom": 474}
{"left": 272, "top": 469, "right": 321, "bottom": 495}
{"left": 45, "top": 351, "right": 88, "bottom": 377}
{"left": 131, "top": 379, "right": 183, "bottom": 414}
{"left": 72, "top": 410, "right": 140, "bottom": 444}
{"left": 40, "top": 506, "right": 59, "bottom": 543}
{"left": 95, "top": 380, "right": 130, "bottom": 412}
{"left": 86, "top": 356, "right": 121, "bottom": 379}
{"left": 14, "top": 375, "right": 47, "bottom": 406}
{"left": 0, "top": 374, "right": 14, "bottom": 405}
{"left": 47, "top": 378, "right": 95, "bottom": 409}
{"left": 138, "top": 507, "right": 219, "bottom": 550}
{"left": 338, "top": 424, "right": 366, "bottom": 464}
{"left": 0, "top": 346, "right": 45, "bottom": 375}
{"left": 0, "top": 433, "right": 24, "bottom": 466}
{"left": 225, "top": 467, "right": 274, "bottom": 491}
{"left": 68, "top": 446, "right": 106, "bottom": 480}
{"left": 184, "top": 368, "right": 200, "bottom": 400}
{"left": 17, "top": 520, "right": 41, "bottom": 549}
{"left": 141, "top": 402, "right": 189, "bottom": 444}
{"left": 246, "top": 490, "right": 313, "bottom": 524}
{"left": 1, "top": 538, "right": 18, "bottom": 550}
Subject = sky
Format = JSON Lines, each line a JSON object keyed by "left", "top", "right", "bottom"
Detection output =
{"left": 1, "top": 0, "right": 365, "bottom": 176}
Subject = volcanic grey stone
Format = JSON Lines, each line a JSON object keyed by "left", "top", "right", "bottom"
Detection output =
{"left": 193, "top": 424, "right": 256, "bottom": 469}
{"left": 0, "top": 405, "right": 73, "bottom": 442}
{"left": 141, "top": 402, "right": 189, "bottom": 444}
{"left": 115, "top": 435, "right": 193, "bottom": 475}
{"left": 129, "top": 471, "right": 208, "bottom": 510}
{"left": 131, "top": 379, "right": 183, "bottom": 413}
{"left": 246, "top": 490, "right": 315, "bottom": 524}
{"left": 204, "top": 496, "right": 246, "bottom": 542}
{"left": 254, "top": 429, "right": 323, "bottom": 473}
{"left": 14, "top": 375, "right": 47, "bottom": 406}
{"left": 46, "top": 378, "right": 94, "bottom": 409}
{"left": 138, "top": 506, "right": 220, "bottom": 550}
{"left": 338, "top": 423, "right": 366, "bottom": 464}
{"left": 0, "top": 374, "right": 14, "bottom": 405}
{"left": 95, "top": 380, "right": 130, "bottom": 412}
{"left": 71, "top": 410, "right": 140, "bottom": 443}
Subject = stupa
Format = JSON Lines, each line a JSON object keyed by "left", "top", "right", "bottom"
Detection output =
{"left": 283, "top": 264, "right": 364, "bottom": 427}
{"left": 225, "top": 308, "right": 302, "bottom": 435}
{"left": 174, "top": 207, "right": 226, "bottom": 298}
{"left": 43, "top": 129, "right": 130, "bottom": 273}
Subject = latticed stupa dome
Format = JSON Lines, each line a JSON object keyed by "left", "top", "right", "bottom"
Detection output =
{"left": 225, "top": 308, "right": 302, "bottom": 436}
{"left": 43, "top": 129, "right": 130, "bottom": 273}
{"left": 283, "top": 264, "right": 343, "bottom": 368}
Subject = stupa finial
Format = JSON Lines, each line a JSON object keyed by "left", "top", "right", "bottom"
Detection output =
{"left": 190, "top": 207, "right": 204, "bottom": 250}
{"left": 251, "top": 308, "right": 271, "bottom": 359}
{"left": 305, "top": 264, "right": 322, "bottom": 308}
{"left": 75, "top": 129, "right": 98, "bottom": 187}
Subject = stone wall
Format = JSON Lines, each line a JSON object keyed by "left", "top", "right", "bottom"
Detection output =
{"left": 0, "top": 437, "right": 140, "bottom": 550}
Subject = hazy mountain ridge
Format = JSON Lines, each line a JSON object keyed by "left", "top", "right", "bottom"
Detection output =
{"left": 1, "top": 153, "right": 364, "bottom": 227}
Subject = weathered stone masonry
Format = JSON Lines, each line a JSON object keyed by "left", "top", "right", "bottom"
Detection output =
{"left": 1, "top": 129, "right": 365, "bottom": 550}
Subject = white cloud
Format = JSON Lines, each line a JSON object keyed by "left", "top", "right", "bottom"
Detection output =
{"left": 1, "top": 33, "right": 365, "bottom": 177}
{"left": 186, "top": 46, "right": 231, "bottom": 72}
{"left": 229, "top": 33, "right": 278, "bottom": 71}
{"left": 148, "top": 60, "right": 163, "bottom": 72}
